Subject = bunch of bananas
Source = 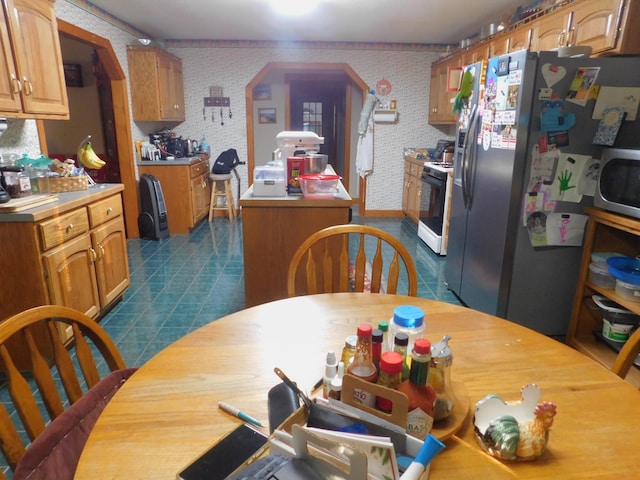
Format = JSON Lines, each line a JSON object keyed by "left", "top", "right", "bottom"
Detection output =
{"left": 77, "top": 135, "right": 106, "bottom": 170}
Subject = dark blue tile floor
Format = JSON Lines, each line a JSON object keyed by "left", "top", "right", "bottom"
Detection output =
{"left": 105, "top": 214, "right": 461, "bottom": 368}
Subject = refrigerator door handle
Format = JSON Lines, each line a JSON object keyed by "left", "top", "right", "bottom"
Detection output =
{"left": 461, "top": 103, "right": 478, "bottom": 208}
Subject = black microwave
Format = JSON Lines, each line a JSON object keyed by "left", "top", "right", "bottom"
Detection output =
{"left": 595, "top": 148, "right": 640, "bottom": 219}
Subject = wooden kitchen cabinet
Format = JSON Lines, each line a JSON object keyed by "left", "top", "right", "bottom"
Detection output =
{"left": 428, "top": 58, "right": 459, "bottom": 125}
{"left": 0, "top": 185, "right": 129, "bottom": 367}
{"left": 138, "top": 156, "right": 212, "bottom": 234}
{"left": 127, "top": 46, "right": 185, "bottom": 121}
{"left": 402, "top": 156, "right": 422, "bottom": 223}
{"left": 0, "top": 0, "right": 69, "bottom": 118}
{"left": 529, "top": 0, "right": 637, "bottom": 55}
{"left": 567, "top": 208, "right": 640, "bottom": 388}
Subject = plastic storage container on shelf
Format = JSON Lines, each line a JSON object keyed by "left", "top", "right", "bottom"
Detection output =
{"left": 588, "top": 262, "right": 615, "bottom": 289}
{"left": 607, "top": 257, "right": 640, "bottom": 285}
{"left": 615, "top": 279, "right": 640, "bottom": 303}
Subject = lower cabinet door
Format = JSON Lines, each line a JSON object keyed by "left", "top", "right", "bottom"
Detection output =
{"left": 42, "top": 233, "right": 100, "bottom": 318}
{"left": 92, "top": 217, "right": 130, "bottom": 308}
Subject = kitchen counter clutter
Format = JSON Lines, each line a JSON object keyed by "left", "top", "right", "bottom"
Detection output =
{"left": 0, "top": 184, "right": 129, "bottom": 369}
{"left": 240, "top": 171, "right": 353, "bottom": 307}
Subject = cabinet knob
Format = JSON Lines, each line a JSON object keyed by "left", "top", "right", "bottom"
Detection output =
{"left": 106, "top": 207, "right": 113, "bottom": 215}
{"left": 97, "top": 244, "right": 105, "bottom": 260}
{"left": 88, "top": 247, "right": 97, "bottom": 262}
{"left": 67, "top": 223, "right": 74, "bottom": 232}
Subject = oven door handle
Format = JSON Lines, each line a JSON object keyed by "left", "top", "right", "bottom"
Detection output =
{"left": 461, "top": 104, "right": 479, "bottom": 209}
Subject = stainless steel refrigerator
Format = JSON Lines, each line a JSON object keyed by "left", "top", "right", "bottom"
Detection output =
{"left": 445, "top": 49, "right": 640, "bottom": 336}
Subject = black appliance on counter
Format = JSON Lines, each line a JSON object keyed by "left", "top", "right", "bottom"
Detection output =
{"left": 138, "top": 173, "right": 169, "bottom": 240}
{"left": 149, "top": 132, "right": 188, "bottom": 158}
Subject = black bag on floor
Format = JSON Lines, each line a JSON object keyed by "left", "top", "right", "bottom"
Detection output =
{"left": 212, "top": 148, "right": 241, "bottom": 174}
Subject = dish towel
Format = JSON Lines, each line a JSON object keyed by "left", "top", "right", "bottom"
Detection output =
{"left": 356, "top": 118, "right": 374, "bottom": 178}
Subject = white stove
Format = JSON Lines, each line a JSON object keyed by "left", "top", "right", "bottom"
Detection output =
{"left": 418, "top": 161, "right": 454, "bottom": 255}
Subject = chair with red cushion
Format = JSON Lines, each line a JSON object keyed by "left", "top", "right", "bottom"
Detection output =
{"left": 0, "top": 305, "right": 137, "bottom": 480}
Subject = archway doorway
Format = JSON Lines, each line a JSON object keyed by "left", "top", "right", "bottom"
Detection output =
{"left": 245, "top": 62, "right": 369, "bottom": 214}
{"left": 36, "top": 20, "right": 139, "bottom": 237}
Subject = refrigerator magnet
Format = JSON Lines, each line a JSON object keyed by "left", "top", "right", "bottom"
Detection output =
{"left": 526, "top": 211, "right": 548, "bottom": 247}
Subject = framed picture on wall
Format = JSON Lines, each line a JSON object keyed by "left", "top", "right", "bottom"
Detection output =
{"left": 254, "top": 84, "right": 271, "bottom": 100}
{"left": 63, "top": 64, "right": 83, "bottom": 87}
{"left": 258, "top": 108, "right": 277, "bottom": 124}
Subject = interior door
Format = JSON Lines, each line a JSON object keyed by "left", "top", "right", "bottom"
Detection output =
{"left": 289, "top": 76, "right": 346, "bottom": 176}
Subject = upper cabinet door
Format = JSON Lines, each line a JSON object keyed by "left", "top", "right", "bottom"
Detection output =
{"left": 570, "top": 0, "right": 624, "bottom": 53}
{"left": 530, "top": 10, "right": 571, "bottom": 51}
{"left": 5, "top": 0, "right": 69, "bottom": 116}
{"left": 0, "top": 11, "right": 21, "bottom": 112}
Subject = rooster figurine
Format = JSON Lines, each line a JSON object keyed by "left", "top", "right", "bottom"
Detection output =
{"left": 473, "top": 384, "right": 557, "bottom": 461}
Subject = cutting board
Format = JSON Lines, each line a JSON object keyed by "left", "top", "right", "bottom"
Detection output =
{"left": 0, "top": 194, "right": 59, "bottom": 212}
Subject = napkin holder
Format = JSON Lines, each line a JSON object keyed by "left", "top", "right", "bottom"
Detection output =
{"left": 273, "top": 374, "right": 431, "bottom": 480}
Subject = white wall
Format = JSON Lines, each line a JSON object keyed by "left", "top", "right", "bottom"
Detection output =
{"left": 0, "top": 0, "right": 455, "bottom": 213}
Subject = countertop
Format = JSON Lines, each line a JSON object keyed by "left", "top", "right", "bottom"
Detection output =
{"left": 136, "top": 155, "right": 208, "bottom": 166}
{"left": 0, "top": 184, "right": 124, "bottom": 223}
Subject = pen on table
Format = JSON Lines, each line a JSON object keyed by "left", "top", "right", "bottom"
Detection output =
{"left": 218, "top": 401, "right": 265, "bottom": 428}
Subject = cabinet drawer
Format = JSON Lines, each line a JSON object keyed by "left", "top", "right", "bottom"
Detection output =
{"left": 87, "top": 195, "right": 123, "bottom": 227}
{"left": 39, "top": 208, "right": 90, "bottom": 251}
{"left": 190, "top": 160, "right": 208, "bottom": 178}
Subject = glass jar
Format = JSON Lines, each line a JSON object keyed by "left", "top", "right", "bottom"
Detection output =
{"left": 340, "top": 335, "right": 357, "bottom": 367}
{"left": 429, "top": 337, "right": 454, "bottom": 421}
{"left": 376, "top": 351, "right": 403, "bottom": 412}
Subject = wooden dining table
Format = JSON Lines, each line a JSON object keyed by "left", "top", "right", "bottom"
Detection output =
{"left": 74, "top": 293, "right": 640, "bottom": 479}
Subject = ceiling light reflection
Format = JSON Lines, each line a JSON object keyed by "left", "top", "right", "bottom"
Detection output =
{"left": 270, "top": 0, "right": 320, "bottom": 16}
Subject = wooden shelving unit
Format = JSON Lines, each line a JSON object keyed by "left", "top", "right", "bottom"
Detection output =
{"left": 567, "top": 207, "right": 640, "bottom": 388}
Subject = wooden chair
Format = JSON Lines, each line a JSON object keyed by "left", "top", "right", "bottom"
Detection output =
{"left": 287, "top": 224, "right": 418, "bottom": 297}
{"left": 611, "top": 326, "right": 640, "bottom": 384}
{"left": 0, "top": 305, "right": 137, "bottom": 480}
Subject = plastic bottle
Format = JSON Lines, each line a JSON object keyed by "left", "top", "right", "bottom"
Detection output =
{"left": 200, "top": 135, "right": 210, "bottom": 155}
{"left": 375, "top": 351, "right": 403, "bottom": 413}
{"left": 322, "top": 351, "right": 338, "bottom": 399}
{"left": 388, "top": 305, "right": 426, "bottom": 354}
{"left": 392, "top": 332, "right": 410, "bottom": 381}
{"left": 377, "top": 321, "right": 390, "bottom": 352}
{"left": 340, "top": 335, "right": 357, "bottom": 367}
{"left": 346, "top": 324, "right": 378, "bottom": 407}
{"left": 397, "top": 338, "right": 437, "bottom": 440}
{"left": 372, "top": 328, "right": 383, "bottom": 371}
{"left": 328, "top": 361, "right": 345, "bottom": 400}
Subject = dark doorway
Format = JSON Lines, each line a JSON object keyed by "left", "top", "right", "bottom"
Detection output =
{"left": 92, "top": 51, "right": 120, "bottom": 184}
{"left": 289, "top": 75, "right": 347, "bottom": 177}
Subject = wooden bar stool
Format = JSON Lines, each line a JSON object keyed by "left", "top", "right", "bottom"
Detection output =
{"left": 208, "top": 173, "right": 236, "bottom": 221}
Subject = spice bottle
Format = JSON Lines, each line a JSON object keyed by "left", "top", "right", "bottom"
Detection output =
{"left": 341, "top": 335, "right": 357, "bottom": 367}
{"left": 388, "top": 305, "right": 425, "bottom": 354}
{"left": 375, "top": 351, "right": 403, "bottom": 412}
{"left": 372, "top": 328, "right": 383, "bottom": 371}
{"left": 397, "top": 338, "right": 436, "bottom": 440}
{"left": 329, "top": 361, "right": 345, "bottom": 400}
{"left": 346, "top": 324, "right": 378, "bottom": 407}
{"left": 322, "top": 351, "right": 338, "bottom": 399}
{"left": 392, "top": 332, "right": 410, "bottom": 381}
{"left": 377, "top": 321, "right": 390, "bottom": 352}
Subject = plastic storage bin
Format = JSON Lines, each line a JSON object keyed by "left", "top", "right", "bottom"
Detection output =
{"left": 615, "top": 279, "right": 640, "bottom": 302}
{"left": 588, "top": 262, "right": 615, "bottom": 289}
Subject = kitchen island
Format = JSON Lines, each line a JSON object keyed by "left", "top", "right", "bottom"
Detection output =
{"left": 240, "top": 181, "right": 352, "bottom": 307}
